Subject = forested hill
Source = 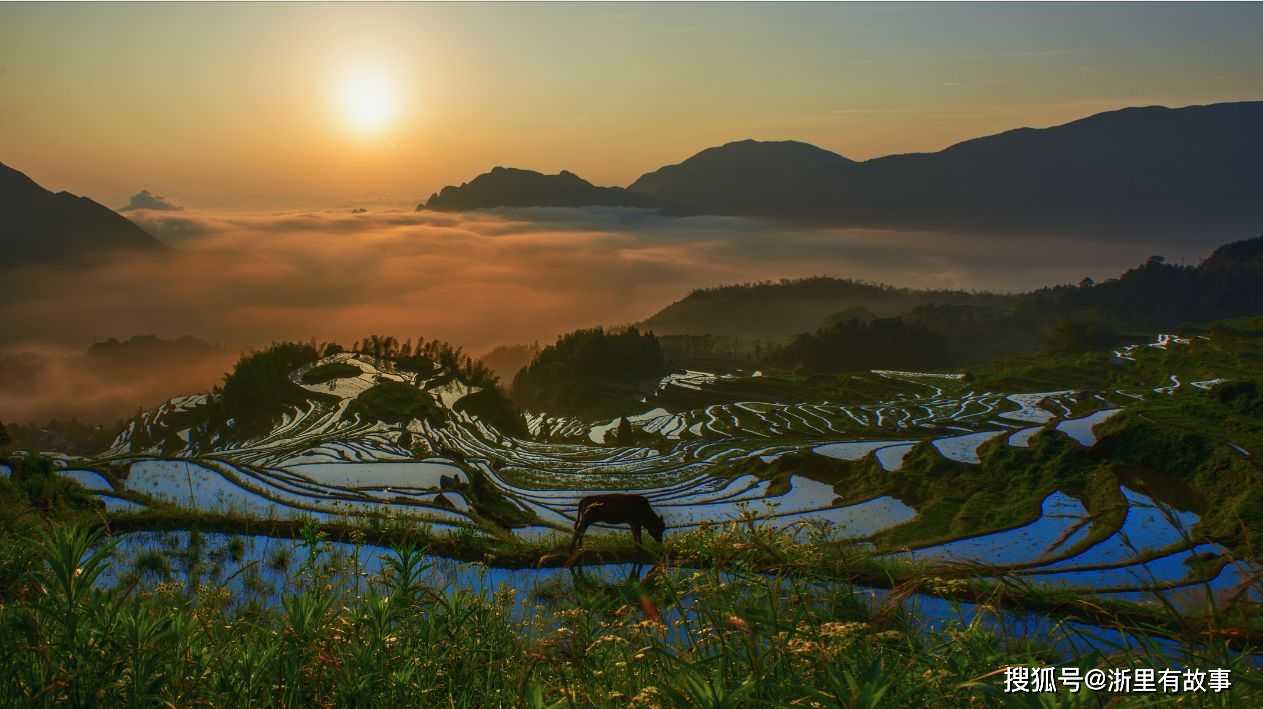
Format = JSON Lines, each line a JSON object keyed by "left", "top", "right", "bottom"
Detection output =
{"left": 511, "top": 327, "right": 666, "bottom": 419}
{"left": 638, "top": 277, "right": 1009, "bottom": 338}
{"left": 768, "top": 234, "right": 1263, "bottom": 371}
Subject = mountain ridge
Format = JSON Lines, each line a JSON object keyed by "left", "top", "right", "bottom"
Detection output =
{"left": 415, "top": 101, "right": 1263, "bottom": 236}
{"left": 0, "top": 161, "right": 167, "bottom": 267}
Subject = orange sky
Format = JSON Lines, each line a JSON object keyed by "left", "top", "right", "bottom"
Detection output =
{"left": 2, "top": 3, "right": 1262, "bottom": 209}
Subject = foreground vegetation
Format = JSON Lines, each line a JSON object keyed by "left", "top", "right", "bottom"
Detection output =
{"left": 1, "top": 462, "right": 1260, "bottom": 708}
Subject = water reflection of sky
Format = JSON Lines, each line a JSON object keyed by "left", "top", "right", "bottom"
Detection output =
{"left": 93, "top": 530, "right": 1261, "bottom": 667}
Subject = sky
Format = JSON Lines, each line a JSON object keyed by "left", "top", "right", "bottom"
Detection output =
{"left": 2, "top": 2, "right": 1262, "bottom": 210}
{"left": 3, "top": 2, "right": 1262, "bottom": 422}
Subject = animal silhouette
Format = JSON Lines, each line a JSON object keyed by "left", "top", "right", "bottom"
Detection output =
{"left": 569, "top": 493, "right": 666, "bottom": 553}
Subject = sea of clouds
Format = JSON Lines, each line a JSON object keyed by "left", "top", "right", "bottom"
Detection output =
{"left": 0, "top": 206, "right": 1197, "bottom": 423}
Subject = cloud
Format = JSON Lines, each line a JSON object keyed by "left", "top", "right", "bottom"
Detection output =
{"left": 0, "top": 206, "right": 1213, "bottom": 422}
{"left": 118, "top": 189, "right": 183, "bottom": 212}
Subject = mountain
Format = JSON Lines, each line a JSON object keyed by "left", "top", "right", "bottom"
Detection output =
{"left": 645, "top": 234, "right": 1263, "bottom": 370}
{"left": 639, "top": 277, "right": 1009, "bottom": 338}
{"left": 417, "top": 166, "right": 659, "bottom": 211}
{"left": 627, "top": 102, "right": 1263, "bottom": 234}
{"left": 627, "top": 139, "right": 855, "bottom": 220}
{"left": 416, "top": 102, "right": 1263, "bottom": 237}
{"left": 0, "top": 161, "right": 167, "bottom": 266}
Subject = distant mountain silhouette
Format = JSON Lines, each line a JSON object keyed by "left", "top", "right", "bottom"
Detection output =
{"left": 418, "top": 102, "right": 1263, "bottom": 237}
{"left": 1, "top": 161, "right": 167, "bottom": 266}
{"left": 417, "top": 166, "right": 659, "bottom": 211}
{"left": 628, "top": 139, "right": 855, "bottom": 219}
{"left": 629, "top": 102, "right": 1263, "bottom": 234}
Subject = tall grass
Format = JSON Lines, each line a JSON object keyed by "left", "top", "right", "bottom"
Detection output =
{"left": 0, "top": 518, "right": 1258, "bottom": 707}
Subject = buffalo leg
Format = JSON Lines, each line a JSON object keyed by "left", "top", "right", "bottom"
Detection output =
{"left": 570, "top": 518, "right": 590, "bottom": 554}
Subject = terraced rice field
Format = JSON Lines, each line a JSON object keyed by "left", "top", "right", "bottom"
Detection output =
{"left": 14, "top": 332, "right": 1256, "bottom": 602}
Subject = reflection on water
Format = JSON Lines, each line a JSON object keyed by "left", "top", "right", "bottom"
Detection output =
{"left": 93, "top": 529, "right": 1261, "bottom": 665}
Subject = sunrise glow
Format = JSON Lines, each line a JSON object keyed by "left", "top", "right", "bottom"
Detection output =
{"left": 338, "top": 71, "right": 396, "bottom": 135}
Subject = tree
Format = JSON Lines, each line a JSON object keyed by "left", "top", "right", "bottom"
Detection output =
{"left": 614, "top": 416, "right": 633, "bottom": 446}
{"left": 218, "top": 341, "right": 321, "bottom": 435}
{"left": 1044, "top": 312, "right": 1117, "bottom": 353}
{"left": 0, "top": 420, "right": 9, "bottom": 452}
{"left": 511, "top": 326, "right": 667, "bottom": 416}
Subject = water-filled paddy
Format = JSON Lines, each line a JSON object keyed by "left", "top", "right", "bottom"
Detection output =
{"left": 1030, "top": 488, "right": 1199, "bottom": 568}
{"left": 1056, "top": 408, "right": 1123, "bottom": 445}
{"left": 901, "top": 492, "right": 1093, "bottom": 566}
{"left": 285, "top": 460, "right": 465, "bottom": 488}
{"left": 126, "top": 459, "right": 290, "bottom": 516}
{"left": 96, "top": 494, "right": 146, "bottom": 513}
{"left": 932, "top": 430, "right": 1005, "bottom": 464}
{"left": 813, "top": 440, "right": 917, "bottom": 461}
{"left": 57, "top": 468, "right": 113, "bottom": 490}
{"left": 90, "top": 530, "right": 1247, "bottom": 664}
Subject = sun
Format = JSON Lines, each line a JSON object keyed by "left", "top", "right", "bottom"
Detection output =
{"left": 339, "top": 72, "right": 396, "bottom": 134}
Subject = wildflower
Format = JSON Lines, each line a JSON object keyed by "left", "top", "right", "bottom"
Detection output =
{"left": 630, "top": 685, "right": 662, "bottom": 708}
{"left": 874, "top": 630, "right": 903, "bottom": 643}
{"left": 787, "top": 637, "right": 817, "bottom": 655}
{"left": 819, "top": 621, "right": 864, "bottom": 638}
{"left": 590, "top": 634, "right": 629, "bottom": 648}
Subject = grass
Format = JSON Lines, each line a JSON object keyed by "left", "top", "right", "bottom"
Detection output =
{"left": 1, "top": 519, "right": 1259, "bottom": 707}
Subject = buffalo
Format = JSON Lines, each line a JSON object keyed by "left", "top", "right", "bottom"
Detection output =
{"left": 569, "top": 493, "right": 666, "bottom": 553}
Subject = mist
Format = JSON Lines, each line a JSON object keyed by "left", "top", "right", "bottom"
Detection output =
{"left": 0, "top": 340, "right": 238, "bottom": 426}
{"left": 0, "top": 206, "right": 1217, "bottom": 424}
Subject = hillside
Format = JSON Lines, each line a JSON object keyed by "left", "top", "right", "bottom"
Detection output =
{"left": 639, "top": 276, "right": 1009, "bottom": 338}
{"left": 637, "top": 234, "right": 1263, "bottom": 370}
{"left": 0, "top": 161, "right": 167, "bottom": 266}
